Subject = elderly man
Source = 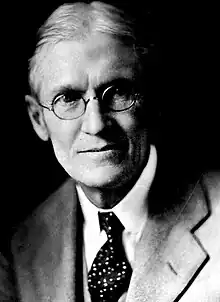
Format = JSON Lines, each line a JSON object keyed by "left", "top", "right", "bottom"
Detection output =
{"left": 10, "top": 2, "right": 220, "bottom": 302}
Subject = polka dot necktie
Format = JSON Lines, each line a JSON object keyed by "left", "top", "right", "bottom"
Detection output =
{"left": 88, "top": 212, "right": 132, "bottom": 302}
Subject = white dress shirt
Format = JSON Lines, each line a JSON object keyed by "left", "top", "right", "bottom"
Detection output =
{"left": 76, "top": 144, "right": 157, "bottom": 272}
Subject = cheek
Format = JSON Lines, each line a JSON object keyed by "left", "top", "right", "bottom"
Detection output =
{"left": 114, "top": 110, "right": 138, "bottom": 132}
{"left": 130, "top": 129, "right": 148, "bottom": 161}
{"left": 116, "top": 109, "right": 148, "bottom": 142}
{"left": 115, "top": 110, "right": 149, "bottom": 158}
{"left": 45, "top": 115, "right": 80, "bottom": 154}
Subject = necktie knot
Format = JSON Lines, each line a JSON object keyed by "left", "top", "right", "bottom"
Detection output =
{"left": 98, "top": 212, "right": 124, "bottom": 238}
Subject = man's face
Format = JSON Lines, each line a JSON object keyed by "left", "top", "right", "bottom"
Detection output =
{"left": 38, "top": 33, "right": 150, "bottom": 190}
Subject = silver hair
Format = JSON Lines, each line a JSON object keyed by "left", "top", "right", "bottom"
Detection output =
{"left": 29, "top": 1, "right": 148, "bottom": 98}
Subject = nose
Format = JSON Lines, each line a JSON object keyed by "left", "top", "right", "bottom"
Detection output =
{"left": 81, "top": 97, "right": 106, "bottom": 135}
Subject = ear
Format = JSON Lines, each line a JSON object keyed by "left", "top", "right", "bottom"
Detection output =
{"left": 25, "top": 95, "right": 49, "bottom": 141}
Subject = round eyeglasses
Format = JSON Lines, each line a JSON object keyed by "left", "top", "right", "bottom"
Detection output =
{"left": 39, "top": 84, "right": 141, "bottom": 120}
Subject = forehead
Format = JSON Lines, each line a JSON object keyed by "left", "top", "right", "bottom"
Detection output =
{"left": 38, "top": 33, "right": 139, "bottom": 101}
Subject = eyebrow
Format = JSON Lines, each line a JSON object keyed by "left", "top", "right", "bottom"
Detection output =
{"left": 50, "top": 84, "right": 84, "bottom": 100}
{"left": 96, "top": 78, "right": 134, "bottom": 95}
{"left": 50, "top": 75, "right": 135, "bottom": 101}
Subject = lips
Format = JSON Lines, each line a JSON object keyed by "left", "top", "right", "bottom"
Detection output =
{"left": 78, "top": 143, "right": 125, "bottom": 153}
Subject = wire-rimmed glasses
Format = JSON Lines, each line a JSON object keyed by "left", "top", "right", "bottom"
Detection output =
{"left": 39, "top": 83, "right": 142, "bottom": 120}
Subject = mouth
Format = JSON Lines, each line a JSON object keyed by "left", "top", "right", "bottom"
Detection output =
{"left": 78, "top": 143, "right": 125, "bottom": 153}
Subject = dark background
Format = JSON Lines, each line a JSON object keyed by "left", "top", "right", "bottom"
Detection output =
{"left": 1, "top": 1, "right": 219, "bottom": 254}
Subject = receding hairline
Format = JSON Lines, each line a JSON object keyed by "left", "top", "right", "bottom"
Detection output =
{"left": 28, "top": 2, "right": 147, "bottom": 98}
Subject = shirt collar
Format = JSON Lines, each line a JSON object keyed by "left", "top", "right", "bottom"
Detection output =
{"left": 77, "top": 144, "right": 157, "bottom": 235}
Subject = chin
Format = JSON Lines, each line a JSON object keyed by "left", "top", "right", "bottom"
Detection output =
{"left": 66, "top": 163, "right": 130, "bottom": 189}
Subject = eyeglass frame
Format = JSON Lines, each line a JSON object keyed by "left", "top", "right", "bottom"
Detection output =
{"left": 38, "top": 84, "right": 141, "bottom": 120}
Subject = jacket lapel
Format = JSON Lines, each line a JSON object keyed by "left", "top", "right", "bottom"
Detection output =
{"left": 126, "top": 177, "right": 210, "bottom": 302}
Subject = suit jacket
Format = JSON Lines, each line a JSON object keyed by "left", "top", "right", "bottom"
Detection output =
{"left": 11, "top": 171, "right": 220, "bottom": 302}
{"left": 0, "top": 252, "right": 16, "bottom": 302}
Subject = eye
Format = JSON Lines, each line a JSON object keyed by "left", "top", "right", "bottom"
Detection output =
{"left": 101, "top": 82, "right": 135, "bottom": 110}
{"left": 54, "top": 91, "right": 82, "bottom": 107}
{"left": 103, "top": 84, "right": 131, "bottom": 101}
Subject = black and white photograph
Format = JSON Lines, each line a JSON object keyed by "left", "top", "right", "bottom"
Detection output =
{"left": 1, "top": 1, "right": 219, "bottom": 301}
